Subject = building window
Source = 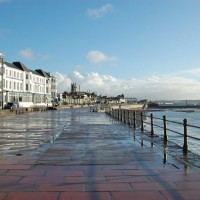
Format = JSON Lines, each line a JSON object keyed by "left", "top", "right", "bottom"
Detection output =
{"left": 26, "top": 74, "right": 28, "bottom": 79}
{"left": 26, "top": 84, "right": 28, "bottom": 91}
{"left": 20, "top": 83, "right": 22, "bottom": 90}
{"left": 9, "top": 81, "right": 11, "bottom": 89}
{"left": 14, "top": 82, "right": 16, "bottom": 90}
{"left": 9, "top": 70, "right": 11, "bottom": 76}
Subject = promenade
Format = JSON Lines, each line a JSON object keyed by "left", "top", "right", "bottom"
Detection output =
{"left": 0, "top": 108, "right": 200, "bottom": 200}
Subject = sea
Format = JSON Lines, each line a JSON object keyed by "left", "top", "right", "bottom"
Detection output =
{"left": 145, "top": 100, "right": 200, "bottom": 156}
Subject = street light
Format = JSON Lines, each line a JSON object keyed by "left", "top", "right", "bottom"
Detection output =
{"left": 0, "top": 53, "right": 4, "bottom": 109}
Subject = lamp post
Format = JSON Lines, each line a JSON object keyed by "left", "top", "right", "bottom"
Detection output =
{"left": 0, "top": 53, "right": 4, "bottom": 109}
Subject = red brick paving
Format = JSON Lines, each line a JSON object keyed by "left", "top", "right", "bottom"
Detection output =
{"left": 0, "top": 183, "right": 36, "bottom": 192}
{"left": 0, "top": 170, "right": 7, "bottom": 175}
{"left": 1, "top": 110, "right": 200, "bottom": 200}
{"left": 111, "top": 191, "right": 164, "bottom": 200}
{"left": 0, "top": 176, "right": 21, "bottom": 184}
{"left": 85, "top": 183, "right": 131, "bottom": 191}
{"left": 59, "top": 192, "right": 110, "bottom": 200}
{"left": 38, "top": 183, "right": 83, "bottom": 192}
{"left": 106, "top": 176, "right": 148, "bottom": 183}
{"left": 64, "top": 176, "right": 106, "bottom": 183}
{"left": 5, "top": 192, "right": 58, "bottom": 200}
{"left": 19, "top": 176, "right": 63, "bottom": 184}
{"left": 0, "top": 164, "right": 31, "bottom": 170}
{"left": 0, "top": 193, "right": 7, "bottom": 200}
{"left": 5, "top": 169, "right": 46, "bottom": 176}
{"left": 160, "top": 190, "right": 200, "bottom": 200}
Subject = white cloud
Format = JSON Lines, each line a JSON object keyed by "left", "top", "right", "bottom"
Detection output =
{"left": 87, "top": 50, "right": 117, "bottom": 64}
{"left": 178, "top": 68, "right": 200, "bottom": 77}
{"left": 53, "top": 71, "right": 200, "bottom": 100}
{"left": 87, "top": 4, "right": 114, "bottom": 19}
{"left": 54, "top": 72, "right": 72, "bottom": 92}
{"left": 19, "top": 48, "right": 51, "bottom": 61}
{"left": 19, "top": 48, "right": 35, "bottom": 60}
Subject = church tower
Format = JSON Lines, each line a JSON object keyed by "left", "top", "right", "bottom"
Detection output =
{"left": 71, "top": 83, "right": 77, "bottom": 94}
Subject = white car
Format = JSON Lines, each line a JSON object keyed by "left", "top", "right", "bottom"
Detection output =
{"left": 11, "top": 102, "right": 18, "bottom": 109}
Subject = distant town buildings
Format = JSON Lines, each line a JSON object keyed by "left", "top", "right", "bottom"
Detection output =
{"left": 97, "top": 94, "right": 126, "bottom": 104}
{"left": 61, "top": 83, "right": 97, "bottom": 105}
{"left": 61, "top": 82, "right": 126, "bottom": 106}
{"left": 0, "top": 61, "right": 57, "bottom": 108}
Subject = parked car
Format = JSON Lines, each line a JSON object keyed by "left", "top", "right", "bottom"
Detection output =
{"left": 4, "top": 102, "right": 14, "bottom": 109}
{"left": 4, "top": 102, "right": 18, "bottom": 109}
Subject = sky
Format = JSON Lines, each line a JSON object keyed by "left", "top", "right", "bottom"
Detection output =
{"left": 1, "top": 0, "right": 200, "bottom": 100}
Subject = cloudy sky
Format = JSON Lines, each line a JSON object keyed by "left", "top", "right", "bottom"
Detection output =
{"left": 1, "top": 0, "right": 200, "bottom": 100}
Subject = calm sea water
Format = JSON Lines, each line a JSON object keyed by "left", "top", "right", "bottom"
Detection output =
{"left": 146, "top": 108, "right": 200, "bottom": 155}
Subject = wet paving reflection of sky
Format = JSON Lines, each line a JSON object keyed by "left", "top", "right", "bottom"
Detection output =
{"left": 0, "top": 108, "right": 114, "bottom": 156}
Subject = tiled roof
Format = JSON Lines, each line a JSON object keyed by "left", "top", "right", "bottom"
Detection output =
{"left": 35, "top": 69, "right": 51, "bottom": 78}
{"left": 12, "top": 62, "right": 30, "bottom": 72}
{"left": 4, "top": 61, "right": 24, "bottom": 71}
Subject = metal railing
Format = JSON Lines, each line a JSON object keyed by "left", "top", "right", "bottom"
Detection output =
{"left": 106, "top": 107, "right": 200, "bottom": 154}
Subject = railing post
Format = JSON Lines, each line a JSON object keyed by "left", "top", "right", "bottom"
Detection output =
{"left": 121, "top": 109, "right": 123, "bottom": 122}
{"left": 124, "top": 110, "right": 126, "bottom": 123}
{"left": 163, "top": 115, "right": 168, "bottom": 142}
{"left": 183, "top": 119, "right": 188, "bottom": 154}
{"left": 119, "top": 105, "right": 121, "bottom": 121}
{"left": 141, "top": 112, "right": 144, "bottom": 132}
{"left": 150, "top": 113, "right": 154, "bottom": 136}
{"left": 133, "top": 111, "right": 136, "bottom": 128}
{"left": 118, "top": 109, "right": 120, "bottom": 120}
{"left": 128, "top": 110, "right": 130, "bottom": 126}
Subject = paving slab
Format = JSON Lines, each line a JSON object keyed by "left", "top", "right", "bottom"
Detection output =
{"left": 0, "top": 108, "right": 200, "bottom": 199}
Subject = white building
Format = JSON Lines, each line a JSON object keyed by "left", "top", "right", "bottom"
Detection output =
{"left": 0, "top": 61, "right": 57, "bottom": 108}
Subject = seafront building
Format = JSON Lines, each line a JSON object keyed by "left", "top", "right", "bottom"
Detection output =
{"left": 0, "top": 61, "right": 57, "bottom": 108}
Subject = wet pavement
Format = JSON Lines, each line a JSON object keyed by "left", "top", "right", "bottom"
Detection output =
{"left": 0, "top": 108, "right": 200, "bottom": 199}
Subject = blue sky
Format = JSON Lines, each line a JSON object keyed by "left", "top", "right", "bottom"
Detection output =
{"left": 1, "top": 0, "right": 200, "bottom": 99}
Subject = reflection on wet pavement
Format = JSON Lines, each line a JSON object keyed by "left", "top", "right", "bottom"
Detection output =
{"left": 0, "top": 109, "right": 74, "bottom": 155}
{"left": 0, "top": 108, "right": 185, "bottom": 167}
{"left": 35, "top": 108, "right": 169, "bottom": 166}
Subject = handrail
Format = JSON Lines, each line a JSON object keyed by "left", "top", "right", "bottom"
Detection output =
{"left": 106, "top": 107, "right": 200, "bottom": 154}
